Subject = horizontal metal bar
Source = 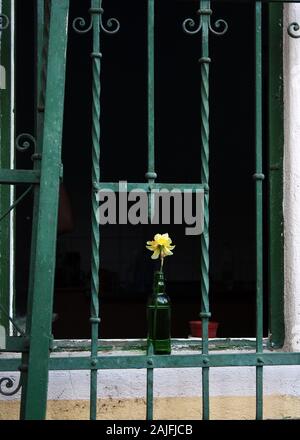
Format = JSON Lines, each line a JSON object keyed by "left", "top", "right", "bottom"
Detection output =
{"left": 51, "top": 352, "right": 300, "bottom": 369}
{"left": 2, "top": 337, "right": 29, "bottom": 353}
{"left": 209, "top": 0, "right": 300, "bottom": 3}
{"left": 1, "top": 352, "right": 300, "bottom": 372}
{"left": 0, "top": 359, "right": 21, "bottom": 371}
{"left": 95, "top": 182, "right": 206, "bottom": 193}
{"left": 46, "top": 352, "right": 300, "bottom": 370}
{"left": 0, "top": 170, "right": 40, "bottom": 184}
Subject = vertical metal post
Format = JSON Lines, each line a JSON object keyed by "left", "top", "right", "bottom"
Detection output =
{"left": 21, "top": 0, "right": 69, "bottom": 419}
{"left": 199, "top": 0, "right": 211, "bottom": 421}
{"left": 146, "top": 0, "right": 156, "bottom": 182}
{"left": 182, "top": 1, "right": 227, "bottom": 420}
{"left": 145, "top": 0, "right": 156, "bottom": 220}
{"left": 146, "top": 345, "right": 154, "bottom": 420}
{"left": 254, "top": 1, "right": 264, "bottom": 421}
{"left": 0, "top": 0, "right": 13, "bottom": 333}
{"left": 146, "top": 0, "right": 155, "bottom": 419}
{"left": 90, "top": 0, "right": 101, "bottom": 421}
{"left": 20, "top": 0, "right": 49, "bottom": 418}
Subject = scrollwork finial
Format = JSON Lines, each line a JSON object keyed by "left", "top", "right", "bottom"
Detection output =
{"left": 288, "top": 22, "right": 300, "bottom": 39}
{"left": 72, "top": 7, "right": 120, "bottom": 35}
{"left": 183, "top": 8, "right": 228, "bottom": 37}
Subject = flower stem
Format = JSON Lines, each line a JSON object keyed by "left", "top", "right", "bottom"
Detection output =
{"left": 160, "top": 256, "right": 164, "bottom": 272}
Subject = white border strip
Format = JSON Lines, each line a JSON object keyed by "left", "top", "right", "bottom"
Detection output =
{"left": 9, "top": 0, "right": 15, "bottom": 335}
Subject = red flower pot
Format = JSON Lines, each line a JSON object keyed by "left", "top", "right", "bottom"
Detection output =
{"left": 189, "top": 320, "right": 219, "bottom": 338}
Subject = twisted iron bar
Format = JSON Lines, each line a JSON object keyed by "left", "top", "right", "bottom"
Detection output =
{"left": 72, "top": 7, "right": 120, "bottom": 35}
{"left": 0, "top": 376, "right": 22, "bottom": 397}
{"left": 15, "top": 133, "right": 37, "bottom": 153}
{"left": 90, "top": 50, "right": 101, "bottom": 349}
{"left": 0, "top": 13, "right": 9, "bottom": 30}
{"left": 183, "top": 2, "right": 227, "bottom": 324}
{"left": 89, "top": 0, "right": 103, "bottom": 421}
{"left": 200, "top": 56, "right": 210, "bottom": 319}
{"left": 288, "top": 22, "right": 300, "bottom": 38}
{"left": 183, "top": 8, "right": 228, "bottom": 36}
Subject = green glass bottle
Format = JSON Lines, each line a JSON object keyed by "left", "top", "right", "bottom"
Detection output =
{"left": 147, "top": 270, "right": 171, "bottom": 355}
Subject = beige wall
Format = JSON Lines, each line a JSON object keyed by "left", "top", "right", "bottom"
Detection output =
{"left": 0, "top": 396, "right": 299, "bottom": 420}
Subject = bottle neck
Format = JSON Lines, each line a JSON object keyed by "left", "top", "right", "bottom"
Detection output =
{"left": 153, "top": 270, "right": 165, "bottom": 295}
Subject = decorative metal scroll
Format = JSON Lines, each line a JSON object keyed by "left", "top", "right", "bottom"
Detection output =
{"left": 0, "top": 14, "right": 9, "bottom": 30}
{"left": 0, "top": 375, "right": 22, "bottom": 397}
{"left": 183, "top": 7, "right": 228, "bottom": 36}
{"left": 15, "top": 133, "right": 37, "bottom": 153}
{"left": 72, "top": 0, "right": 120, "bottom": 420}
{"left": 73, "top": 7, "right": 120, "bottom": 35}
{"left": 288, "top": 22, "right": 300, "bottom": 38}
{"left": 182, "top": 1, "right": 228, "bottom": 420}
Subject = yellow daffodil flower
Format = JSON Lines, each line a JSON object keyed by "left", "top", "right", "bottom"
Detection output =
{"left": 146, "top": 233, "right": 175, "bottom": 268}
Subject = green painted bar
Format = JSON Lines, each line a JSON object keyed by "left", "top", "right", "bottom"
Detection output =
{"left": 256, "top": 366, "right": 263, "bottom": 418}
{"left": 1, "top": 351, "right": 300, "bottom": 373}
{"left": 48, "top": 352, "right": 300, "bottom": 369}
{"left": 255, "top": 1, "right": 263, "bottom": 420}
{"left": 0, "top": 359, "right": 21, "bottom": 371}
{"left": 255, "top": 0, "right": 263, "bottom": 356}
{"left": 89, "top": 0, "right": 102, "bottom": 422}
{"left": 268, "top": 3, "right": 284, "bottom": 348}
{"left": 96, "top": 182, "right": 206, "bottom": 192}
{"left": 4, "top": 336, "right": 28, "bottom": 352}
{"left": 146, "top": 367, "right": 154, "bottom": 420}
{"left": 145, "top": 0, "right": 155, "bottom": 418}
{"left": 214, "top": 0, "right": 300, "bottom": 2}
{"left": 0, "top": 169, "right": 40, "bottom": 184}
{"left": 20, "top": 0, "right": 47, "bottom": 419}
{"left": 146, "top": 0, "right": 155, "bottom": 181}
{"left": 21, "top": 0, "right": 69, "bottom": 420}
{"left": 0, "top": 0, "right": 12, "bottom": 333}
{"left": 199, "top": 0, "right": 211, "bottom": 421}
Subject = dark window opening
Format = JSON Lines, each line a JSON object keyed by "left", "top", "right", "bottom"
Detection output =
{"left": 15, "top": 0, "right": 271, "bottom": 339}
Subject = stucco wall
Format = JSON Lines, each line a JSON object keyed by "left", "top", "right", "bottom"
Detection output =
{"left": 1, "top": 396, "right": 300, "bottom": 420}
{"left": 0, "top": 349, "right": 300, "bottom": 419}
{"left": 283, "top": 2, "right": 300, "bottom": 351}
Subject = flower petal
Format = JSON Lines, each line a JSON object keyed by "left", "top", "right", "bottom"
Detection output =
{"left": 163, "top": 248, "right": 173, "bottom": 256}
{"left": 151, "top": 248, "right": 160, "bottom": 259}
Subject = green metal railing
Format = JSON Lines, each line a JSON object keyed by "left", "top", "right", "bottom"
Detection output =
{"left": 255, "top": 2, "right": 264, "bottom": 419}
{"left": 0, "top": 0, "right": 299, "bottom": 420}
